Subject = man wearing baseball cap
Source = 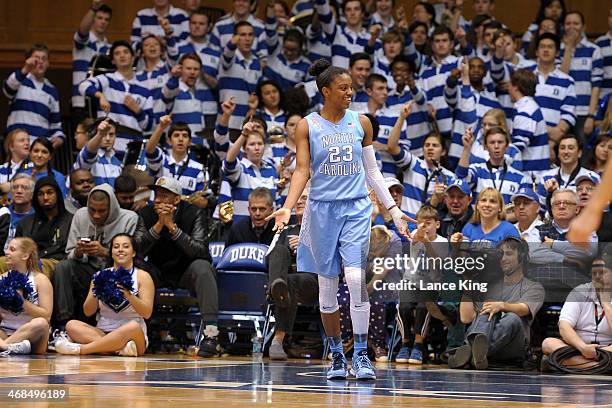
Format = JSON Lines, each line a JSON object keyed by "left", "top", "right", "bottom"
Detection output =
{"left": 134, "top": 176, "right": 220, "bottom": 356}
{"left": 574, "top": 174, "right": 612, "bottom": 243}
{"left": 436, "top": 179, "right": 473, "bottom": 239}
{"left": 512, "top": 188, "right": 543, "bottom": 242}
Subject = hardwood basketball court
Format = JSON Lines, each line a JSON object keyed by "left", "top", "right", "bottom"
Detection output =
{"left": 0, "top": 355, "right": 610, "bottom": 407}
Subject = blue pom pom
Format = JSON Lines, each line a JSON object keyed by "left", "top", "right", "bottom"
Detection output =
{"left": 0, "top": 271, "right": 33, "bottom": 314}
{"left": 92, "top": 267, "right": 134, "bottom": 307}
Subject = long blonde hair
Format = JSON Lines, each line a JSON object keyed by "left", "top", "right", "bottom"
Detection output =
{"left": 369, "top": 225, "right": 393, "bottom": 259}
{"left": 12, "top": 237, "right": 42, "bottom": 274}
{"left": 470, "top": 187, "right": 505, "bottom": 224}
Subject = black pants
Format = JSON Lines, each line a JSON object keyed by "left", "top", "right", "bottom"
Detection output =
{"left": 152, "top": 259, "right": 219, "bottom": 323}
{"left": 398, "top": 302, "right": 429, "bottom": 346}
{"left": 52, "top": 259, "right": 98, "bottom": 324}
{"left": 267, "top": 245, "right": 319, "bottom": 333}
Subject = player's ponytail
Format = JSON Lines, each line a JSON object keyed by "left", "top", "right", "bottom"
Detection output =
{"left": 309, "top": 59, "right": 349, "bottom": 94}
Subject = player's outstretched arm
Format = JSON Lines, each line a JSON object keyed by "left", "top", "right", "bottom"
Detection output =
{"left": 359, "top": 114, "right": 415, "bottom": 239}
{"left": 568, "top": 158, "right": 612, "bottom": 245}
{"left": 265, "top": 118, "right": 311, "bottom": 232}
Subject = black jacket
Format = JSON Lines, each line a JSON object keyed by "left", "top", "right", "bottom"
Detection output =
{"left": 135, "top": 201, "right": 210, "bottom": 285}
{"left": 225, "top": 218, "right": 276, "bottom": 247}
{"left": 16, "top": 177, "right": 73, "bottom": 260}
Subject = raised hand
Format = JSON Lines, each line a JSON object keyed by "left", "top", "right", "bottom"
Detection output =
{"left": 22, "top": 56, "right": 37, "bottom": 74}
{"left": 159, "top": 114, "right": 172, "bottom": 130}
{"left": 450, "top": 232, "right": 464, "bottom": 243}
{"left": 399, "top": 101, "right": 414, "bottom": 119}
{"left": 124, "top": 95, "right": 141, "bottom": 114}
{"left": 460, "top": 57, "right": 470, "bottom": 82}
{"left": 247, "top": 93, "right": 259, "bottom": 111}
{"left": 369, "top": 24, "right": 382, "bottom": 40}
{"left": 158, "top": 17, "right": 173, "bottom": 36}
{"left": 170, "top": 64, "right": 182, "bottom": 77}
{"left": 494, "top": 34, "right": 505, "bottom": 59}
{"left": 462, "top": 127, "right": 474, "bottom": 148}
{"left": 97, "top": 118, "right": 112, "bottom": 137}
{"left": 221, "top": 97, "right": 237, "bottom": 116}
{"left": 98, "top": 93, "right": 111, "bottom": 113}
{"left": 544, "top": 178, "right": 559, "bottom": 193}
{"left": 265, "top": 207, "right": 291, "bottom": 232}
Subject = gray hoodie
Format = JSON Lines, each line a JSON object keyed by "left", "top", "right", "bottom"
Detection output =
{"left": 66, "top": 183, "right": 139, "bottom": 269}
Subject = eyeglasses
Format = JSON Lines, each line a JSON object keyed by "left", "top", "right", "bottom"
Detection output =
{"left": 576, "top": 186, "right": 594, "bottom": 193}
{"left": 12, "top": 185, "right": 32, "bottom": 191}
{"left": 552, "top": 200, "right": 577, "bottom": 207}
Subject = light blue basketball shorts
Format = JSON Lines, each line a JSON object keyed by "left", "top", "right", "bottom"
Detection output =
{"left": 297, "top": 196, "right": 372, "bottom": 278}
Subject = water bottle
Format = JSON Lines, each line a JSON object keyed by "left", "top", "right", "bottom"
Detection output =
{"left": 252, "top": 335, "right": 263, "bottom": 362}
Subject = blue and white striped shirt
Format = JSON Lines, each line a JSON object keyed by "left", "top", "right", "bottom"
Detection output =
{"left": 508, "top": 96, "right": 550, "bottom": 175}
{"left": 315, "top": 0, "right": 377, "bottom": 69}
{"left": 73, "top": 147, "right": 122, "bottom": 187}
{"left": 72, "top": 30, "right": 110, "bottom": 108}
{"left": 263, "top": 16, "right": 310, "bottom": 90}
{"left": 420, "top": 55, "right": 461, "bottom": 138}
{"left": 559, "top": 37, "right": 604, "bottom": 116}
{"left": 3, "top": 71, "right": 65, "bottom": 144}
{"left": 260, "top": 108, "right": 286, "bottom": 131}
{"left": 135, "top": 61, "right": 170, "bottom": 130}
{"left": 489, "top": 53, "right": 538, "bottom": 122}
{"left": 291, "top": 0, "right": 313, "bottom": 16}
{"left": 210, "top": 14, "right": 267, "bottom": 62}
{"left": 386, "top": 86, "right": 431, "bottom": 158}
{"left": 595, "top": 33, "right": 612, "bottom": 101}
{"left": 371, "top": 51, "right": 396, "bottom": 90}
{"left": 130, "top": 6, "right": 189, "bottom": 50}
{"left": 166, "top": 36, "right": 221, "bottom": 73}
{"left": 146, "top": 147, "right": 206, "bottom": 196}
{"left": 533, "top": 67, "right": 576, "bottom": 128}
{"left": 448, "top": 84, "right": 502, "bottom": 167}
{"left": 455, "top": 161, "right": 530, "bottom": 204}
{"left": 370, "top": 12, "right": 396, "bottom": 33}
{"left": 520, "top": 22, "right": 539, "bottom": 57}
{"left": 393, "top": 145, "right": 456, "bottom": 217}
{"left": 220, "top": 157, "right": 278, "bottom": 222}
{"left": 370, "top": 105, "right": 409, "bottom": 178}
{"left": 0, "top": 161, "right": 26, "bottom": 186}
{"left": 79, "top": 71, "right": 154, "bottom": 152}
{"left": 213, "top": 122, "right": 231, "bottom": 162}
{"left": 162, "top": 76, "right": 216, "bottom": 147}
{"left": 537, "top": 166, "right": 601, "bottom": 209}
{"left": 218, "top": 44, "right": 263, "bottom": 130}
{"left": 349, "top": 89, "right": 369, "bottom": 114}
{"left": 305, "top": 25, "right": 332, "bottom": 64}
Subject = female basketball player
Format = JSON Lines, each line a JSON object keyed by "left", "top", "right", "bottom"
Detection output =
{"left": 0, "top": 238, "right": 53, "bottom": 355}
{"left": 266, "top": 59, "right": 412, "bottom": 380}
{"left": 55, "top": 234, "right": 154, "bottom": 357}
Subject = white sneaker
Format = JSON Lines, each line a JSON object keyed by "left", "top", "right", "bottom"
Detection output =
{"left": 118, "top": 340, "right": 138, "bottom": 357}
{"left": 55, "top": 337, "right": 81, "bottom": 355}
{"left": 1, "top": 340, "right": 31, "bottom": 355}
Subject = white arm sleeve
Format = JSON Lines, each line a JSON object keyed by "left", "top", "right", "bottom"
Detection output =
{"left": 362, "top": 144, "right": 396, "bottom": 210}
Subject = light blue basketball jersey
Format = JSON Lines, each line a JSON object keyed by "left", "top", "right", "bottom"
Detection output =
{"left": 305, "top": 109, "right": 368, "bottom": 201}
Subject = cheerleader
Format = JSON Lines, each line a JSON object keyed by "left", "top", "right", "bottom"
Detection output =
{"left": 55, "top": 234, "right": 154, "bottom": 356}
{"left": 0, "top": 238, "right": 53, "bottom": 355}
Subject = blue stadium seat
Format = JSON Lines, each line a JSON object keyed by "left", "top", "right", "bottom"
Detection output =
{"left": 209, "top": 242, "right": 225, "bottom": 268}
{"left": 216, "top": 243, "right": 274, "bottom": 349}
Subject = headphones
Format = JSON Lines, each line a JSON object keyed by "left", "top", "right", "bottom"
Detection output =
{"left": 499, "top": 237, "right": 530, "bottom": 267}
